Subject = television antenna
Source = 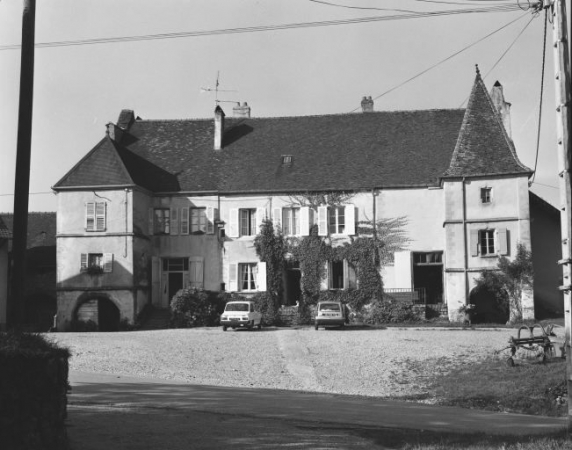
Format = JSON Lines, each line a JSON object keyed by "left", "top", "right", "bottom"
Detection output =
{"left": 200, "top": 71, "right": 237, "bottom": 105}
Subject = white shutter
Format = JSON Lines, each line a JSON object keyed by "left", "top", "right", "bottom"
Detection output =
{"left": 206, "top": 206, "right": 215, "bottom": 234}
{"left": 300, "top": 207, "right": 310, "bottom": 236}
{"left": 170, "top": 208, "right": 179, "bottom": 235}
{"left": 103, "top": 253, "right": 113, "bottom": 273}
{"left": 272, "top": 207, "right": 282, "bottom": 232}
{"left": 95, "top": 202, "right": 106, "bottom": 231}
{"left": 497, "top": 228, "right": 508, "bottom": 255}
{"left": 86, "top": 203, "right": 95, "bottom": 231}
{"left": 151, "top": 256, "right": 161, "bottom": 305}
{"left": 180, "top": 207, "right": 189, "bottom": 235}
{"left": 80, "top": 253, "right": 88, "bottom": 271}
{"left": 256, "top": 207, "right": 266, "bottom": 232}
{"left": 394, "top": 251, "right": 412, "bottom": 289}
{"left": 345, "top": 204, "right": 355, "bottom": 235}
{"left": 257, "top": 262, "right": 267, "bottom": 291}
{"left": 182, "top": 272, "right": 190, "bottom": 289}
{"left": 317, "top": 206, "right": 328, "bottom": 236}
{"left": 229, "top": 263, "right": 238, "bottom": 291}
{"left": 190, "top": 257, "right": 204, "bottom": 289}
{"left": 470, "top": 229, "right": 479, "bottom": 256}
{"left": 148, "top": 208, "right": 154, "bottom": 235}
{"left": 229, "top": 209, "right": 239, "bottom": 238}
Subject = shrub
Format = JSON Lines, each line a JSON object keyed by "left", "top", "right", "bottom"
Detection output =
{"left": 69, "top": 319, "right": 98, "bottom": 332}
{"left": 250, "top": 292, "right": 283, "bottom": 326}
{"left": 360, "top": 301, "right": 422, "bottom": 324}
{"left": 0, "top": 332, "right": 70, "bottom": 450}
{"left": 170, "top": 289, "right": 226, "bottom": 327}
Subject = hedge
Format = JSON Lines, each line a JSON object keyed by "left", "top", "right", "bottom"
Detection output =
{"left": 0, "top": 332, "right": 70, "bottom": 450}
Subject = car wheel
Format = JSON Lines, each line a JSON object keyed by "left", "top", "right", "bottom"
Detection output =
{"left": 222, "top": 325, "right": 227, "bottom": 331}
{"left": 247, "top": 321, "right": 254, "bottom": 330}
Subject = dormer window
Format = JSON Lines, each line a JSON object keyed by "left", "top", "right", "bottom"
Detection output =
{"left": 480, "top": 187, "right": 492, "bottom": 204}
{"left": 281, "top": 155, "right": 292, "bottom": 165}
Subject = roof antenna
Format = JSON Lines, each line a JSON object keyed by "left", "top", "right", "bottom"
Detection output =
{"left": 200, "top": 71, "right": 238, "bottom": 106}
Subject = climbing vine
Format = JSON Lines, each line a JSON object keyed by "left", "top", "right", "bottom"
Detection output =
{"left": 254, "top": 194, "right": 411, "bottom": 323}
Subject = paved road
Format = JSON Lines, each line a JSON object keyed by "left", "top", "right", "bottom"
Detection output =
{"left": 66, "top": 371, "right": 566, "bottom": 449}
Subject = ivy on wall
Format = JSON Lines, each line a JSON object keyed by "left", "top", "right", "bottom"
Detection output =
{"left": 254, "top": 193, "right": 411, "bottom": 322}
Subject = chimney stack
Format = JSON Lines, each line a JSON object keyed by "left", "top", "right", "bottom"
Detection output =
{"left": 106, "top": 123, "right": 123, "bottom": 142}
{"left": 490, "top": 81, "right": 512, "bottom": 138}
{"left": 214, "top": 105, "right": 225, "bottom": 150}
{"left": 361, "top": 96, "right": 374, "bottom": 113}
{"left": 233, "top": 102, "right": 251, "bottom": 118}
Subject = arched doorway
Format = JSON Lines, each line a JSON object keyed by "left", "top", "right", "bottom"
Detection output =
{"left": 469, "top": 285, "right": 509, "bottom": 324}
{"left": 75, "top": 296, "right": 120, "bottom": 331}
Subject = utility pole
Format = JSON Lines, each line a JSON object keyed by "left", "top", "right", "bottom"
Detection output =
{"left": 544, "top": 0, "right": 572, "bottom": 430}
{"left": 9, "top": 0, "right": 36, "bottom": 328}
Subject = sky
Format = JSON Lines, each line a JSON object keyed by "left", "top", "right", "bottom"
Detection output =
{"left": 0, "top": 0, "right": 569, "bottom": 213}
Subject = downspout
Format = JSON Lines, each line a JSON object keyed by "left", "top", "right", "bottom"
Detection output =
{"left": 124, "top": 189, "right": 129, "bottom": 258}
{"left": 462, "top": 177, "right": 469, "bottom": 304}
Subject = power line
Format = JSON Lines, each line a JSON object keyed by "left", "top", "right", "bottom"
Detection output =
{"left": 349, "top": 11, "right": 529, "bottom": 112}
{"left": 0, "top": 5, "right": 523, "bottom": 51}
{"left": 0, "top": 191, "right": 53, "bottom": 197}
{"left": 530, "top": 7, "right": 548, "bottom": 183}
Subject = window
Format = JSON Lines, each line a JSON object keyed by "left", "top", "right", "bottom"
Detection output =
{"left": 154, "top": 208, "right": 170, "bottom": 235}
{"left": 86, "top": 202, "right": 106, "bottom": 231}
{"left": 328, "top": 207, "right": 345, "bottom": 234}
{"left": 240, "top": 209, "right": 257, "bottom": 236}
{"left": 329, "top": 260, "right": 357, "bottom": 290}
{"left": 80, "top": 253, "right": 113, "bottom": 273}
{"left": 239, "top": 263, "right": 258, "bottom": 291}
{"left": 481, "top": 188, "right": 492, "bottom": 204}
{"left": 479, "top": 229, "right": 495, "bottom": 255}
{"left": 413, "top": 252, "right": 443, "bottom": 264}
{"left": 162, "top": 258, "right": 189, "bottom": 272}
{"left": 282, "top": 208, "right": 300, "bottom": 235}
{"left": 191, "top": 208, "right": 207, "bottom": 234}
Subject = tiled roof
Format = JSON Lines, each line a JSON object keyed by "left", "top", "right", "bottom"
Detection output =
{"left": 0, "top": 212, "right": 56, "bottom": 248}
{"left": 53, "top": 75, "right": 530, "bottom": 194}
{"left": 443, "top": 72, "right": 531, "bottom": 178}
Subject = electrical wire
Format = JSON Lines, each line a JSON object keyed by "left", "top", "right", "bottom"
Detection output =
{"left": 349, "top": 12, "right": 529, "bottom": 112}
{"left": 530, "top": 7, "right": 548, "bottom": 183}
{"left": 0, "top": 192, "right": 53, "bottom": 197}
{"left": 458, "top": 12, "right": 536, "bottom": 107}
{"left": 0, "top": 4, "right": 524, "bottom": 51}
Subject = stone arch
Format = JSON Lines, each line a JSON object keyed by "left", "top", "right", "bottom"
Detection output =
{"left": 73, "top": 292, "right": 121, "bottom": 332}
{"left": 469, "top": 285, "right": 509, "bottom": 324}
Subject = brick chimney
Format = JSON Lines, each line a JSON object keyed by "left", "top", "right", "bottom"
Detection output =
{"left": 106, "top": 109, "right": 136, "bottom": 142}
{"left": 490, "top": 81, "right": 512, "bottom": 138}
{"left": 214, "top": 105, "right": 225, "bottom": 150}
{"left": 233, "top": 102, "right": 251, "bottom": 118}
{"left": 361, "top": 96, "right": 374, "bottom": 113}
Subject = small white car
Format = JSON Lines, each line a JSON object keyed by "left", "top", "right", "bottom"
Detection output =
{"left": 315, "top": 301, "right": 348, "bottom": 330}
{"left": 220, "top": 301, "right": 263, "bottom": 331}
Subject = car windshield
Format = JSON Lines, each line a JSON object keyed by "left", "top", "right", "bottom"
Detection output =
{"left": 319, "top": 303, "right": 341, "bottom": 311}
{"left": 225, "top": 303, "right": 249, "bottom": 312}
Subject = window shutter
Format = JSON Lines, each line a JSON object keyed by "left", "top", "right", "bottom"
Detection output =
{"left": 148, "top": 208, "right": 154, "bottom": 235}
{"left": 256, "top": 207, "right": 266, "bottom": 232}
{"left": 189, "top": 258, "right": 204, "bottom": 289}
{"left": 206, "top": 206, "right": 215, "bottom": 234}
{"left": 169, "top": 208, "right": 178, "bottom": 235}
{"left": 257, "top": 262, "right": 267, "bottom": 291}
{"left": 80, "top": 253, "right": 88, "bottom": 271}
{"left": 86, "top": 203, "right": 95, "bottom": 231}
{"left": 272, "top": 207, "right": 282, "bottom": 232}
{"left": 180, "top": 207, "right": 189, "bottom": 235}
{"left": 300, "top": 207, "right": 310, "bottom": 236}
{"left": 182, "top": 272, "right": 190, "bottom": 289}
{"left": 151, "top": 256, "right": 161, "bottom": 305}
{"left": 229, "top": 263, "right": 238, "bottom": 291}
{"left": 317, "top": 206, "right": 328, "bottom": 236}
{"left": 229, "top": 209, "right": 239, "bottom": 238}
{"left": 103, "top": 253, "right": 113, "bottom": 272}
{"left": 497, "top": 228, "right": 508, "bottom": 255}
{"left": 345, "top": 204, "right": 356, "bottom": 235}
{"left": 470, "top": 229, "right": 479, "bottom": 256}
{"left": 95, "top": 202, "right": 106, "bottom": 231}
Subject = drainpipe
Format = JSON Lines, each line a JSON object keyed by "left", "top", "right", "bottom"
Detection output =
{"left": 124, "top": 189, "right": 129, "bottom": 258}
{"left": 462, "top": 177, "right": 469, "bottom": 304}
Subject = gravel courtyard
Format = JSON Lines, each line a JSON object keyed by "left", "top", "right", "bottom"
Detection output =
{"left": 47, "top": 326, "right": 540, "bottom": 400}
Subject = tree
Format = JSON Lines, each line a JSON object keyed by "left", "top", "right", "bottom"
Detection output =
{"left": 474, "top": 243, "right": 533, "bottom": 324}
